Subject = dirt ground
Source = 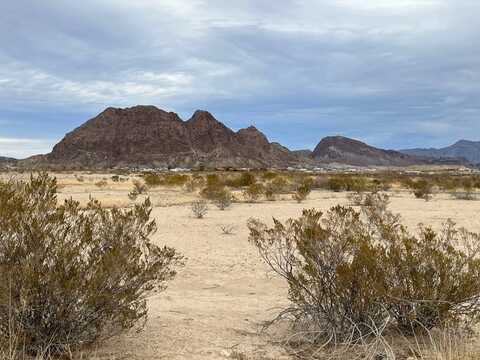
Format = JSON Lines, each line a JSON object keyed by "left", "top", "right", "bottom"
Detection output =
{"left": 6, "top": 172, "right": 480, "bottom": 359}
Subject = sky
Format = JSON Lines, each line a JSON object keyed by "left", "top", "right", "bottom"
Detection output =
{"left": 1, "top": 0, "right": 479, "bottom": 158}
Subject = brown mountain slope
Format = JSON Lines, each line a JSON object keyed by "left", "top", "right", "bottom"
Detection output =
{"left": 311, "top": 136, "right": 461, "bottom": 166}
{"left": 47, "top": 106, "right": 298, "bottom": 168}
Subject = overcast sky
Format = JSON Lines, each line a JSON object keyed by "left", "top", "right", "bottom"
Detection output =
{"left": 1, "top": 0, "right": 479, "bottom": 158}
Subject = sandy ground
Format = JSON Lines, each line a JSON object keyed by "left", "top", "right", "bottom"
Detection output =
{"left": 4, "top": 172, "right": 480, "bottom": 359}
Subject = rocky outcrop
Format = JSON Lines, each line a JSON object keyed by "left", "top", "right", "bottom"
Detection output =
{"left": 47, "top": 106, "right": 299, "bottom": 168}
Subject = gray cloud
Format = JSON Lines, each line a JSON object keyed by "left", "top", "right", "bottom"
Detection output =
{"left": 0, "top": 0, "right": 479, "bottom": 157}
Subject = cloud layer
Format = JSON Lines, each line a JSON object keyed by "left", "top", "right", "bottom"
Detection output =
{"left": 1, "top": 0, "right": 479, "bottom": 157}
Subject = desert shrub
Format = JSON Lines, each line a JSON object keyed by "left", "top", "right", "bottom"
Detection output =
{"left": 200, "top": 181, "right": 226, "bottom": 200}
{"left": 163, "top": 174, "right": 189, "bottom": 187}
{"left": 292, "top": 181, "right": 312, "bottom": 203}
{"left": 242, "top": 183, "right": 265, "bottom": 203}
{"left": 452, "top": 179, "right": 476, "bottom": 200}
{"left": 206, "top": 174, "right": 221, "bottom": 188}
{"left": 143, "top": 172, "right": 163, "bottom": 187}
{"left": 224, "top": 172, "right": 256, "bottom": 188}
{"left": 347, "top": 190, "right": 365, "bottom": 206}
{"left": 269, "top": 176, "right": 289, "bottom": 194}
{"left": 264, "top": 183, "right": 277, "bottom": 201}
{"left": 220, "top": 224, "right": 235, "bottom": 235}
{"left": 248, "top": 198, "right": 480, "bottom": 342}
{"left": 128, "top": 180, "right": 147, "bottom": 200}
{"left": 327, "top": 175, "right": 374, "bottom": 193}
{"left": 262, "top": 171, "right": 278, "bottom": 180}
{"left": 411, "top": 179, "right": 434, "bottom": 201}
{"left": 95, "top": 180, "right": 108, "bottom": 188}
{"left": 248, "top": 206, "right": 387, "bottom": 341}
{"left": 184, "top": 176, "right": 204, "bottom": 192}
{"left": 214, "top": 189, "right": 233, "bottom": 210}
{"left": 191, "top": 200, "right": 208, "bottom": 218}
{"left": 0, "top": 173, "right": 182, "bottom": 356}
{"left": 74, "top": 175, "right": 85, "bottom": 182}
{"left": 111, "top": 175, "right": 120, "bottom": 182}
{"left": 326, "top": 176, "right": 350, "bottom": 192}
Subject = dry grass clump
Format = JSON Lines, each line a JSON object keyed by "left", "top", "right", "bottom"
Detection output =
{"left": 191, "top": 199, "right": 208, "bottom": 218}
{"left": 0, "top": 173, "right": 182, "bottom": 357}
{"left": 248, "top": 195, "right": 480, "bottom": 350}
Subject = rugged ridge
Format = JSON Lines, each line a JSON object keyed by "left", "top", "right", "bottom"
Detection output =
{"left": 401, "top": 140, "right": 480, "bottom": 164}
{"left": 47, "top": 106, "right": 299, "bottom": 168}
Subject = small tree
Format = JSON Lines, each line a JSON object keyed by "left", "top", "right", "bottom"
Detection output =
{"left": 191, "top": 200, "right": 208, "bottom": 218}
{"left": 0, "top": 173, "right": 182, "bottom": 356}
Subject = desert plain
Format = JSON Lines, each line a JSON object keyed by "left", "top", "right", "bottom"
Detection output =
{"left": 2, "top": 171, "right": 480, "bottom": 360}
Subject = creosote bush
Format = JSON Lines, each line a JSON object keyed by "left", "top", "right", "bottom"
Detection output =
{"left": 292, "top": 182, "right": 312, "bottom": 203}
{"left": 0, "top": 173, "right": 182, "bottom": 356}
{"left": 411, "top": 179, "right": 434, "bottom": 201}
{"left": 129, "top": 179, "right": 148, "bottom": 200}
{"left": 248, "top": 197, "right": 480, "bottom": 343}
{"left": 214, "top": 189, "right": 233, "bottom": 210}
{"left": 242, "top": 183, "right": 265, "bottom": 203}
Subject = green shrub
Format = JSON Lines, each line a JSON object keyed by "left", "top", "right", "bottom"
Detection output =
{"left": 248, "top": 198, "right": 480, "bottom": 342}
{"left": 0, "top": 173, "right": 182, "bottom": 356}
{"left": 242, "top": 183, "right": 265, "bottom": 203}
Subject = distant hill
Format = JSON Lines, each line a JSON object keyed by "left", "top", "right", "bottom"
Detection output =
{"left": 6, "top": 105, "right": 468, "bottom": 170}
{"left": 310, "top": 136, "right": 461, "bottom": 167}
{"left": 0, "top": 156, "right": 17, "bottom": 167}
{"left": 46, "top": 106, "right": 299, "bottom": 169}
{"left": 401, "top": 140, "right": 480, "bottom": 164}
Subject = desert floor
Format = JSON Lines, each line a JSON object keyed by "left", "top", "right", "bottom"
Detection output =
{"left": 7, "top": 173, "right": 480, "bottom": 360}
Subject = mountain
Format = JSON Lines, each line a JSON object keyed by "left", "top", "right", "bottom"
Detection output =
{"left": 0, "top": 156, "right": 17, "bottom": 167}
{"left": 310, "top": 136, "right": 458, "bottom": 167}
{"left": 46, "top": 106, "right": 299, "bottom": 168}
{"left": 401, "top": 140, "right": 480, "bottom": 164}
